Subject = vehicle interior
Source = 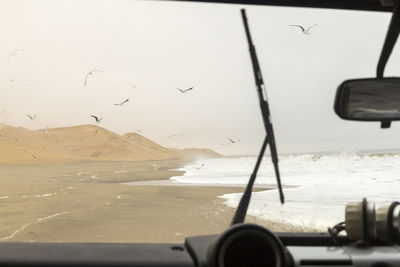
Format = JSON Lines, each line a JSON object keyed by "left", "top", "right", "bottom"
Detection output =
{"left": 1, "top": 0, "right": 400, "bottom": 266}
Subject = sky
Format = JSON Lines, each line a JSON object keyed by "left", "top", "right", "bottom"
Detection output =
{"left": 0, "top": 0, "right": 399, "bottom": 155}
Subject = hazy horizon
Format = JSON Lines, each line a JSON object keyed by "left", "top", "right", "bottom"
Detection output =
{"left": 1, "top": 0, "right": 400, "bottom": 155}
{"left": 3, "top": 122, "right": 400, "bottom": 157}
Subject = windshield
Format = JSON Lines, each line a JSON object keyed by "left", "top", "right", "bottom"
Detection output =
{"left": 0, "top": 0, "right": 399, "bottom": 243}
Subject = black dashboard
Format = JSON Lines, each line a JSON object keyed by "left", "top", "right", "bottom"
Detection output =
{"left": 0, "top": 226, "right": 398, "bottom": 267}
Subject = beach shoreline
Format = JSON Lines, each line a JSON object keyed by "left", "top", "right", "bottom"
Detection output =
{"left": 0, "top": 159, "right": 284, "bottom": 243}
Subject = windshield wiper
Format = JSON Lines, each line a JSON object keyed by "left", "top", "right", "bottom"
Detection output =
{"left": 231, "top": 9, "right": 285, "bottom": 225}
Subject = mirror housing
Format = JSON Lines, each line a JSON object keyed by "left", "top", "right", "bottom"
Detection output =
{"left": 334, "top": 77, "right": 400, "bottom": 128}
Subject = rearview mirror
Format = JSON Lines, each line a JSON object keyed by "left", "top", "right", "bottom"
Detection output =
{"left": 334, "top": 78, "right": 400, "bottom": 128}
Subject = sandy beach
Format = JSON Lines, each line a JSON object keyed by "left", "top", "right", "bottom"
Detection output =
{"left": 0, "top": 160, "right": 275, "bottom": 243}
{"left": 0, "top": 124, "right": 258, "bottom": 243}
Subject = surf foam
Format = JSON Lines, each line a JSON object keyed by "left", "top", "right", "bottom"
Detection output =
{"left": 170, "top": 154, "right": 400, "bottom": 231}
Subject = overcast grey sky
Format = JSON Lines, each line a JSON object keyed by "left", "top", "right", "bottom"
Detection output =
{"left": 0, "top": 0, "right": 399, "bottom": 155}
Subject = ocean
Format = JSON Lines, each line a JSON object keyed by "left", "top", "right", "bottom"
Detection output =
{"left": 170, "top": 154, "right": 400, "bottom": 231}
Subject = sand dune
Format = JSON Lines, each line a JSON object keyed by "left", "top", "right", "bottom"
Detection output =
{"left": 123, "top": 132, "right": 176, "bottom": 158}
{"left": 0, "top": 124, "right": 220, "bottom": 164}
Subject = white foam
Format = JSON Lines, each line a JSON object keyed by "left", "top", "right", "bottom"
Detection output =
{"left": 171, "top": 155, "right": 400, "bottom": 230}
{"left": 123, "top": 179, "right": 272, "bottom": 188}
{"left": 36, "top": 211, "right": 68, "bottom": 222}
{"left": 170, "top": 157, "right": 274, "bottom": 185}
{"left": 1, "top": 223, "right": 31, "bottom": 240}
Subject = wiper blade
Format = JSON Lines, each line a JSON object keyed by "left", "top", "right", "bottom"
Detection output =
{"left": 231, "top": 9, "right": 284, "bottom": 225}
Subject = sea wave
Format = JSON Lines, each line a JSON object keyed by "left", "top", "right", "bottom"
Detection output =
{"left": 170, "top": 154, "right": 400, "bottom": 230}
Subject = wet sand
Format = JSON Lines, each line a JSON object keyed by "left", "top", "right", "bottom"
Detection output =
{"left": 0, "top": 160, "right": 276, "bottom": 243}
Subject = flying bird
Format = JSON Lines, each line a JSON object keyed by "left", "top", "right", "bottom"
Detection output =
{"left": 289, "top": 24, "right": 318, "bottom": 35}
{"left": 168, "top": 133, "right": 186, "bottom": 138}
{"left": 227, "top": 137, "right": 241, "bottom": 144}
{"left": 8, "top": 49, "right": 25, "bottom": 65}
{"left": 90, "top": 115, "right": 103, "bottom": 124}
{"left": 176, "top": 87, "right": 193, "bottom": 94}
{"left": 195, "top": 164, "right": 205, "bottom": 170}
{"left": 84, "top": 70, "right": 104, "bottom": 86}
{"left": 114, "top": 98, "right": 129, "bottom": 106}
{"left": 26, "top": 114, "right": 37, "bottom": 121}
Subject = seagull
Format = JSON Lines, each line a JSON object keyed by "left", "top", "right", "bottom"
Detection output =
{"left": 289, "top": 24, "right": 318, "bottom": 35}
{"left": 114, "top": 98, "right": 129, "bottom": 106}
{"left": 176, "top": 87, "right": 193, "bottom": 94}
{"left": 32, "top": 155, "right": 38, "bottom": 160}
{"left": 168, "top": 133, "right": 186, "bottom": 138}
{"left": 90, "top": 115, "right": 103, "bottom": 124}
{"left": 136, "top": 130, "right": 142, "bottom": 134}
{"left": 227, "top": 137, "right": 241, "bottom": 144}
{"left": 195, "top": 164, "right": 205, "bottom": 170}
{"left": 26, "top": 114, "right": 37, "bottom": 121}
{"left": 8, "top": 49, "right": 25, "bottom": 65}
{"left": 84, "top": 70, "right": 104, "bottom": 86}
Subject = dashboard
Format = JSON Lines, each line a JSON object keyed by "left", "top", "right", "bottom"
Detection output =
{"left": 0, "top": 227, "right": 398, "bottom": 267}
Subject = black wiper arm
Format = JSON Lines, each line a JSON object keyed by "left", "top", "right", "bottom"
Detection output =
{"left": 377, "top": 0, "right": 400, "bottom": 78}
{"left": 231, "top": 9, "right": 284, "bottom": 225}
{"left": 241, "top": 8, "right": 284, "bottom": 204}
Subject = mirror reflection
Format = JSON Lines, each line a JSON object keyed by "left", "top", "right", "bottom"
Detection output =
{"left": 336, "top": 78, "right": 400, "bottom": 120}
